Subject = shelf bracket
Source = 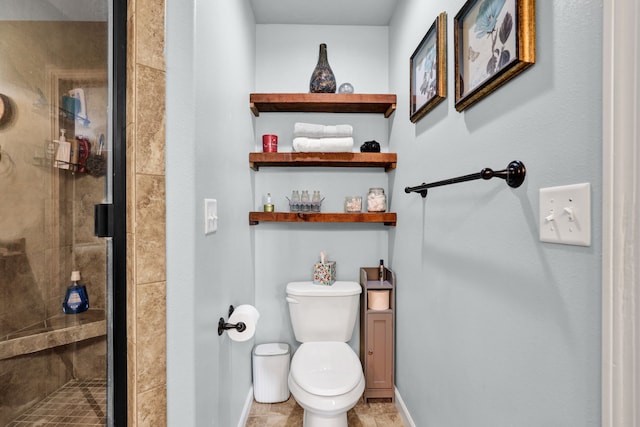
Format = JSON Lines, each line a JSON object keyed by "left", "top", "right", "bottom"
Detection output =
{"left": 249, "top": 102, "right": 259, "bottom": 117}
{"left": 384, "top": 103, "right": 396, "bottom": 118}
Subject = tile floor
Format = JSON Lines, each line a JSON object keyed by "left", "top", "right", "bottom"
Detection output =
{"left": 8, "top": 379, "right": 404, "bottom": 426}
{"left": 6, "top": 378, "right": 106, "bottom": 426}
{"left": 246, "top": 396, "right": 405, "bottom": 427}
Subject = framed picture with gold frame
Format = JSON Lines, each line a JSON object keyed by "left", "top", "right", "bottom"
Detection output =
{"left": 454, "top": 0, "right": 535, "bottom": 111}
{"left": 410, "top": 12, "right": 447, "bottom": 123}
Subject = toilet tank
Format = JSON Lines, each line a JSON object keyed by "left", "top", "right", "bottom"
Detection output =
{"left": 286, "top": 281, "right": 361, "bottom": 342}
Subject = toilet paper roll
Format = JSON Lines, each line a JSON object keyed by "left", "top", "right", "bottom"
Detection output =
{"left": 227, "top": 304, "right": 260, "bottom": 342}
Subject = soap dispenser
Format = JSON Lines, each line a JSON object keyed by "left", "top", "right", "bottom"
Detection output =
{"left": 263, "top": 193, "right": 274, "bottom": 212}
{"left": 62, "top": 270, "right": 89, "bottom": 314}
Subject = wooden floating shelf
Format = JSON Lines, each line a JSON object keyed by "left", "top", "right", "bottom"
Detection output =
{"left": 249, "top": 152, "right": 397, "bottom": 171}
{"left": 249, "top": 212, "right": 397, "bottom": 226}
{"left": 249, "top": 93, "right": 397, "bottom": 117}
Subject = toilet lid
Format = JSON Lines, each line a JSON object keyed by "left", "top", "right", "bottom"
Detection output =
{"left": 290, "top": 342, "right": 363, "bottom": 396}
{"left": 287, "top": 281, "right": 361, "bottom": 297}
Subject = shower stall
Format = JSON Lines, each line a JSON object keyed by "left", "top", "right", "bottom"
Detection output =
{"left": 0, "top": 1, "right": 126, "bottom": 425}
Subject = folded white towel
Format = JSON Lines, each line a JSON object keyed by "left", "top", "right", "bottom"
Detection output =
{"left": 293, "top": 122, "right": 353, "bottom": 138}
{"left": 292, "top": 137, "right": 354, "bottom": 153}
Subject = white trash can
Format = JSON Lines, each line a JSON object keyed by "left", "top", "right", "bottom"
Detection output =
{"left": 252, "top": 343, "right": 290, "bottom": 403}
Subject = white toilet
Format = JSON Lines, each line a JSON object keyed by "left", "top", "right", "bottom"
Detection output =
{"left": 286, "top": 281, "right": 365, "bottom": 427}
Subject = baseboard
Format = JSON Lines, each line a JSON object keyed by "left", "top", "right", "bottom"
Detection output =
{"left": 394, "top": 387, "right": 416, "bottom": 427}
{"left": 237, "top": 386, "right": 254, "bottom": 427}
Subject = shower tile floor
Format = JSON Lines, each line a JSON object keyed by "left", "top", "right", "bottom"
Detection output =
{"left": 7, "top": 378, "right": 106, "bottom": 426}
{"left": 246, "top": 396, "right": 405, "bottom": 426}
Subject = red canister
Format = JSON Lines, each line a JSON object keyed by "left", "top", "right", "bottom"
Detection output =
{"left": 262, "top": 134, "right": 278, "bottom": 152}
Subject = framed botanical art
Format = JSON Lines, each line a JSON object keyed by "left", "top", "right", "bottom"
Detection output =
{"left": 410, "top": 12, "right": 447, "bottom": 123}
{"left": 454, "top": 0, "right": 535, "bottom": 111}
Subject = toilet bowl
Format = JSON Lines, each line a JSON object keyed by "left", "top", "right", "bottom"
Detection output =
{"left": 288, "top": 342, "right": 364, "bottom": 427}
{"left": 286, "top": 281, "right": 364, "bottom": 426}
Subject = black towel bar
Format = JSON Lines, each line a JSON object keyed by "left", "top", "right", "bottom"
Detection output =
{"left": 405, "top": 160, "right": 526, "bottom": 198}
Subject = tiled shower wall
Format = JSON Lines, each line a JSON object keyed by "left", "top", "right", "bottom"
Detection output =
{"left": 0, "top": 21, "right": 108, "bottom": 425}
{"left": 126, "top": 0, "right": 168, "bottom": 424}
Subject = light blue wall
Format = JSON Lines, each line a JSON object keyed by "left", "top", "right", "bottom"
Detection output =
{"left": 253, "top": 25, "right": 391, "bottom": 355}
{"left": 388, "top": 1, "right": 602, "bottom": 426}
{"left": 166, "top": 0, "right": 197, "bottom": 422}
{"left": 167, "top": 1, "right": 604, "bottom": 425}
{"left": 166, "top": 1, "right": 256, "bottom": 426}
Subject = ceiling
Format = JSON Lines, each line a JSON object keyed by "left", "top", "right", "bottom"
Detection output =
{"left": 2, "top": 0, "right": 396, "bottom": 25}
{"left": 249, "top": 0, "right": 399, "bottom": 26}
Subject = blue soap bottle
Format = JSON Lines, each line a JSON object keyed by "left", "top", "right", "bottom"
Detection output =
{"left": 62, "top": 270, "right": 89, "bottom": 314}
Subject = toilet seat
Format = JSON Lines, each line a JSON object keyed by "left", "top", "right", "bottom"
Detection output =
{"left": 290, "top": 342, "right": 362, "bottom": 396}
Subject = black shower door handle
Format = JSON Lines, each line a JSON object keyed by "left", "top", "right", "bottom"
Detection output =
{"left": 94, "top": 204, "right": 114, "bottom": 237}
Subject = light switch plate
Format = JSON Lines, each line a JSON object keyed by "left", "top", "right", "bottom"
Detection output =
{"left": 539, "top": 183, "right": 590, "bottom": 246}
{"left": 204, "top": 199, "right": 217, "bottom": 235}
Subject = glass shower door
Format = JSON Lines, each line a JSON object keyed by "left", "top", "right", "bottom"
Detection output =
{"left": 0, "top": 1, "right": 124, "bottom": 425}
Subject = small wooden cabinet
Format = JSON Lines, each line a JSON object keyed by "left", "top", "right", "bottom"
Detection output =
{"left": 359, "top": 266, "right": 395, "bottom": 402}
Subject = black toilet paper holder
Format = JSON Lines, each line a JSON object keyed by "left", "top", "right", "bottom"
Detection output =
{"left": 218, "top": 305, "right": 247, "bottom": 336}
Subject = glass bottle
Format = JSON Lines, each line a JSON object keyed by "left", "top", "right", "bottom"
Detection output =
{"left": 291, "top": 190, "right": 300, "bottom": 212}
{"left": 263, "top": 193, "right": 274, "bottom": 212}
{"left": 312, "top": 191, "right": 321, "bottom": 212}
{"left": 301, "top": 190, "right": 310, "bottom": 212}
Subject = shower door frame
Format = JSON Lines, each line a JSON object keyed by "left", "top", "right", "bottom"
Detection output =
{"left": 110, "top": 0, "right": 127, "bottom": 424}
{"left": 50, "top": 1, "right": 130, "bottom": 420}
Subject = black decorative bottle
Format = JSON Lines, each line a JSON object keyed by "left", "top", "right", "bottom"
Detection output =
{"left": 309, "top": 43, "right": 336, "bottom": 93}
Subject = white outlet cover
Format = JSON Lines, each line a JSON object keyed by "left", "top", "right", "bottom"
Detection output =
{"left": 539, "top": 183, "right": 591, "bottom": 246}
{"left": 204, "top": 199, "right": 218, "bottom": 235}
